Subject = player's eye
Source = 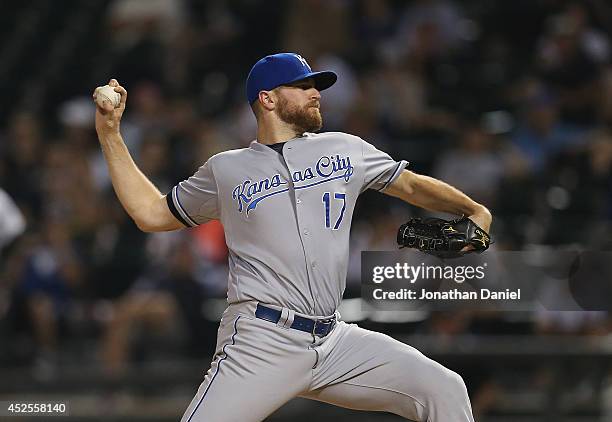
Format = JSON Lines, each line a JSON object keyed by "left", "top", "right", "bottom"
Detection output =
{"left": 287, "top": 82, "right": 314, "bottom": 90}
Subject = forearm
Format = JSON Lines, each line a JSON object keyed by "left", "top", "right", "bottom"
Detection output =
{"left": 403, "top": 174, "right": 483, "bottom": 215}
{"left": 385, "top": 170, "right": 491, "bottom": 229}
{"left": 93, "top": 79, "right": 184, "bottom": 232}
{"left": 99, "top": 132, "right": 163, "bottom": 229}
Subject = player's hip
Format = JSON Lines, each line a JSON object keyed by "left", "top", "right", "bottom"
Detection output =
{"left": 214, "top": 300, "right": 339, "bottom": 350}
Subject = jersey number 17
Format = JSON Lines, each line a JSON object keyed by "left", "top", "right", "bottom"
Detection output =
{"left": 322, "top": 192, "right": 346, "bottom": 230}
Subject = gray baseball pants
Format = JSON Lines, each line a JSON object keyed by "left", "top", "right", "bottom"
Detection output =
{"left": 181, "top": 301, "right": 474, "bottom": 422}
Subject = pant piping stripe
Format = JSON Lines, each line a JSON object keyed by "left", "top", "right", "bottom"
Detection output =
{"left": 186, "top": 316, "right": 241, "bottom": 422}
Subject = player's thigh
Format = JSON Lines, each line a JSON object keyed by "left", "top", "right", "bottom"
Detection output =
{"left": 306, "top": 323, "right": 468, "bottom": 418}
{"left": 182, "top": 315, "right": 316, "bottom": 422}
{"left": 312, "top": 322, "right": 452, "bottom": 391}
{"left": 302, "top": 380, "right": 425, "bottom": 421}
{"left": 182, "top": 359, "right": 298, "bottom": 422}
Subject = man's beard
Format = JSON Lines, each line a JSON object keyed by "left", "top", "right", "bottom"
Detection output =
{"left": 276, "top": 96, "right": 323, "bottom": 133}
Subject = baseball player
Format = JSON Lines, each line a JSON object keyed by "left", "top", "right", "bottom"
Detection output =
{"left": 93, "top": 53, "right": 491, "bottom": 422}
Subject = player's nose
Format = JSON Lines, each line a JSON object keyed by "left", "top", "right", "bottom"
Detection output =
{"left": 309, "top": 87, "right": 321, "bottom": 101}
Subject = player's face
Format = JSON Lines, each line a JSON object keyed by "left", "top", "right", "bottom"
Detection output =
{"left": 275, "top": 79, "right": 322, "bottom": 132}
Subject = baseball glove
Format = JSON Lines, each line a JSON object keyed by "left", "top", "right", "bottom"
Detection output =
{"left": 397, "top": 216, "right": 491, "bottom": 259}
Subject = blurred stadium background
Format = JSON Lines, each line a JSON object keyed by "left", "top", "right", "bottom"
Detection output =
{"left": 1, "top": 0, "right": 612, "bottom": 421}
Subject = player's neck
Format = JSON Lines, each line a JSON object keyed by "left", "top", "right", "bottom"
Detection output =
{"left": 256, "top": 121, "right": 303, "bottom": 145}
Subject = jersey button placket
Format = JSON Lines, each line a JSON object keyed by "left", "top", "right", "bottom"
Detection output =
{"left": 285, "top": 145, "right": 317, "bottom": 312}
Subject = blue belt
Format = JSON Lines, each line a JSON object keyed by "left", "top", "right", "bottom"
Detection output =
{"left": 255, "top": 304, "right": 336, "bottom": 337}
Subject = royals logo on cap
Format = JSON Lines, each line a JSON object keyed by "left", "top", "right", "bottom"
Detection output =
{"left": 293, "top": 54, "right": 311, "bottom": 70}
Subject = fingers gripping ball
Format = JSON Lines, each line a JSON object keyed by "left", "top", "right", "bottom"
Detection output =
{"left": 95, "top": 85, "right": 121, "bottom": 109}
{"left": 397, "top": 216, "right": 491, "bottom": 259}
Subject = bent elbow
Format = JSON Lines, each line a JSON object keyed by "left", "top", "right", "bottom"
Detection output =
{"left": 133, "top": 216, "right": 162, "bottom": 233}
{"left": 133, "top": 215, "right": 183, "bottom": 233}
{"left": 129, "top": 199, "right": 184, "bottom": 232}
{"left": 135, "top": 220, "right": 154, "bottom": 233}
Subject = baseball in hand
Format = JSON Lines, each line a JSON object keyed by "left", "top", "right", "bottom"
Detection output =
{"left": 95, "top": 85, "right": 121, "bottom": 109}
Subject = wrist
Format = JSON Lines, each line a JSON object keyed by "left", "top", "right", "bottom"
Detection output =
{"left": 468, "top": 205, "right": 492, "bottom": 231}
{"left": 95, "top": 119, "right": 121, "bottom": 139}
{"left": 471, "top": 204, "right": 490, "bottom": 216}
{"left": 98, "top": 130, "right": 122, "bottom": 144}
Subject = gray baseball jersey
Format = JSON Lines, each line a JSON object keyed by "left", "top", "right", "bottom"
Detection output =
{"left": 169, "top": 132, "right": 475, "bottom": 422}
{"left": 167, "top": 131, "right": 407, "bottom": 315}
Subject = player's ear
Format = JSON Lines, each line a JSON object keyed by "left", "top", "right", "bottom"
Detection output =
{"left": 259, "top": 91, "right": 275, "bottom": 111}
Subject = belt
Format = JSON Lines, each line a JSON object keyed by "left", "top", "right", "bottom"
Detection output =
{"left": 255, "top": 304, "right": 336, "bottom": 337}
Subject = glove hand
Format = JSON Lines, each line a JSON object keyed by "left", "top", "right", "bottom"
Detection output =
{"left": 461, "top": 209, "right": 491, "bottom": 252}
{"left": 397, "top": 216, "right": 491, "bottom": 259}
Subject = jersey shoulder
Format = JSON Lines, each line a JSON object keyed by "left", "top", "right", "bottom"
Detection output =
{"left": 206, "top": 146, "right": 255, "bottom": 165}
{"left": 307, "top": 131, "right": 365, "bottom": 147}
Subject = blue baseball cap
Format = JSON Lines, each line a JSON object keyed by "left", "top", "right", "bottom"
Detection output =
{"left": 246, "top": 53, "right": 337, "bottom": 104}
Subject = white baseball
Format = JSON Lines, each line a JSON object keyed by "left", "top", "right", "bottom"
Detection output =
{"left": 96, "top": 85, "right": 121, "bottom": 108}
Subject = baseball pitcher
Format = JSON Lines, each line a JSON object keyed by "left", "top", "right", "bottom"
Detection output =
{"left": 93, "top": 52, "right": 492, "bottom": 422}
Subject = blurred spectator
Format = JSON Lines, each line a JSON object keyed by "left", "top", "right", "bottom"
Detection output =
{"left": 538, "top": 3, "right": 610, "bottom": 66}
{"left": 224, "top": 103, "right": 260, "bottom": 148}
{"left": 389, "top": 0, "right": 467, "bottom": 64}
{"left": 0, "top": 188, "right": 26, "bottom": 251}
{"left": 108, "top": 0, "right": 186, "bottom": 48}
{"left": 343, "top": 100, "right": 389, "bottom": 150}
{"left": 107, "top": 0, "right": 187, "bottom": 85}
{"left": 191, "top": 118, "right": 237, "bottom": 163}
{"left": 433, "top": 123, "right": 504, "bottom": 206}
{"left": 90, "top": 200, "right": 147, "bottom": 300}
{"left": 283, "top": 0, "right": 351, "bottom": 58}
{"left": 4, "top": 220, "right": 82, "bottom": 377}
{"left": 540, "top": 137, "right": 611, "bottom": 245}
{"left": 536, "top": 4, "right": 606, "bottom": 126}
{"left": 363, "top": 60, "right": 457, "bottom": 139}
{"left": 40, "top": 141, "right": 100, "bottom": 238}
{"left": 535, "top": 309, "right": 610, "bottom": 336}
{"left": 599, "top": 64, "right": 612, "bottom": 125}
{"left": 124, "top": 81, "right": 170, "bottom": 149}
{"left": 354, "top": 0, "right": 397, "bottom": 61}
{"left": 137, "top": 133, "right": 173, "bottom": 193}
{"left": 587, "top": 130, "right": 612, "bottom": 216}
{"left": 165, "top": 98, "right": 200, "bottom": 180}
{"left": 312, "top": 54, "right": 360, "bottom": 130}
{"left": 510, "top": 86, "right": 586, "bottom": 174}
{"left": 1, "top": 112, "right": 44, "bottom": 221}
{"left": 101, "top": 235, "right": 215, "bottom": 376}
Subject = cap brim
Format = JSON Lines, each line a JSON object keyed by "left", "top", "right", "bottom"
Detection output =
{"left": 288, "top": 71, "right": 337, "bottom": 92}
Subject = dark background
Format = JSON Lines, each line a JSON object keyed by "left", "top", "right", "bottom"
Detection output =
{"left": 1, "top": 0, "right": 611, "bottom": 421}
